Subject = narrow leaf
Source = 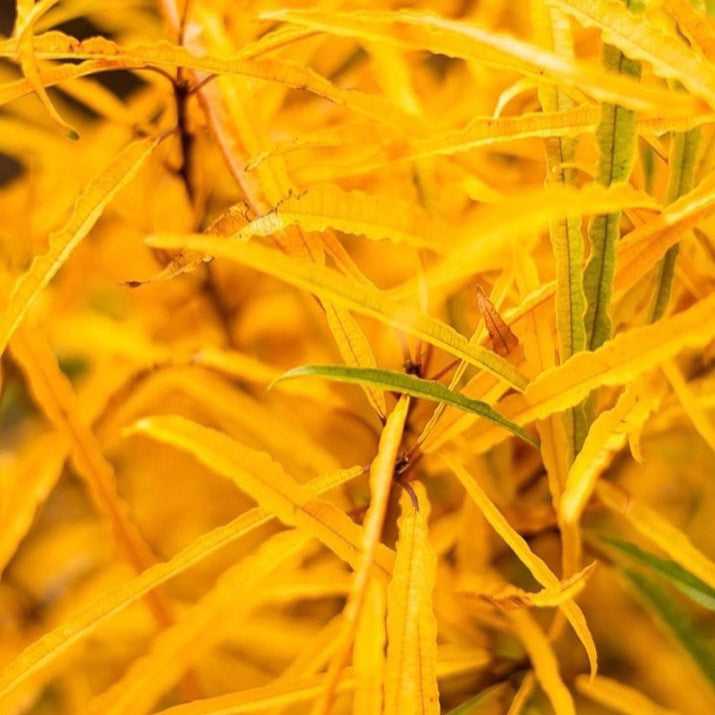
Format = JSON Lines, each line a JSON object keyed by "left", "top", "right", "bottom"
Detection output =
{"left": 596, "top": 533, "right": 715, "bottom": 610}
{"left": 561, "top": 384, "right": 640, "bottom": 523}
{"left": 446, "top": 458, "right": 598, "bottom": 676}
{"left": 353, "top": 577, "right": 386, "bottom": 715}
{"left": 511, "top": 291, "right": 715, "bottom": 425}
{"left": 0, "top": 134, "right": 160, "bottom": 358}
{"left": 509, "top": 610, "right": 576, "bottom": 715}
{"left": 277, "top": 364, "right": 538, "bottom": 446}
{"left": 145, "top": 235, "right": 531, "bottom": 391}
{"left": 262, "top": 8, "right": 695, "bottom": 113}
{"left": 476, "top": 286, "right": 519, "bottom": 357}
{"left": 384, "top": 484, "right": 440, "bottom": 715}
{"left": 649, "top": 128, "right": 702, "bottom": 321}
{"left": 315, "top": 396, "right": 409, "bottom": 713}
{"left": 129, "top": 415, "right": 394, "bottom": 575}
{"left": 597, "top": 481, "right": 715, "bottom": 591}
{"left": 583, "top": 0, "right": 642, "bottom": 351}
{"left": 549, "top": 0, "right": 715, "bottom": 108}
{"left": 623, "top": 569, "right": 715, "bottom": 685}
{"left": 662, "top": 360, "right": 715, "bottom": 451}
{"left": 235, "top": 183, "right": 445, "bottom": 250}
{"left": 0, "top": 464, "right": 364, "bottom": 704}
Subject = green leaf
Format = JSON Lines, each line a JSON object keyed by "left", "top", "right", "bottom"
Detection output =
{"left": 583, "top": 0, "right": 643, "bottom": 352}
{"left": 650, "top": 127, "right": 702, "bottom": 321}
{"left": 598, "top": 534, "right": 715, "bottom": 610}
{"left": 276, "top": 364, "right": 539, "bottom": 447}
{"left": 623, "top": 569, "right": 715, "bottom": 686}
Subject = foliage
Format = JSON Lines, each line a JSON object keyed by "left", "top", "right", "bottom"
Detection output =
{"left": 1, "top": 0, "right": 715, "bottom": 713}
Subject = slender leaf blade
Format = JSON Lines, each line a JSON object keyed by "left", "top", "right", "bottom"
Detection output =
{"left": 277, "top": 364, "right": 538, "bottom": 446}
{"left": 598, "top": 534, "right": 715, "bottom": 610}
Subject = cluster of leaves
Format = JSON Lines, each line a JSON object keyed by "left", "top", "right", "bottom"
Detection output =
{"left": 1, "top": 0, "right": 715, "bottom": 713}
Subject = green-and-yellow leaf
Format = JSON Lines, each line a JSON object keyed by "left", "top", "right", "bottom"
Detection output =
{"left": 145, "top": 235, "right": 531, "bottom": 390}
{"left": 277, "top": 364, "right": 537, "bottom": 446}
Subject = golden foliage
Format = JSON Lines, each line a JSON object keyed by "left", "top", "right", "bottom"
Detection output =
{"left": 1, "top": 0, "right": 714, "bottom": 713}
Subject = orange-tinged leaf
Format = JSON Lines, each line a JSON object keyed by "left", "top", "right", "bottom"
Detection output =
{"left": 0, "top": 134, "right": 160, "bottom": 358}
{"left": 446, "top": 457, "right": 598, "bottom": 676}
{"left": 458, "top": 562, "right": 595, "bottom": 609}
{"left": 0, "top": 432, "right": 67, "bottom": 575}
{"left": 10, "top": 327, "right": 159, "bottom": 575}
{"left": 14, "top": 0, "right": 77, "bottom": 137}
{"left": 476, "top": 285, "right": 519, "bottom": 357}
{"left": 384, "top": 484, "right": 439, "bottom": 715}
{"left": 3, "top": 32, "right": 421, "bottom": 133}
{"left": 126, "top": 202, "right": 249, "bottom": 286}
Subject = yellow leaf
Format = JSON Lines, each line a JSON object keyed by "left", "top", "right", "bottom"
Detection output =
{"left": 446, "top": 457, "right": 598, "bottom": 676}
{"left": 384, "top": 484, "right": 440, "bottom": 715}
{"left": 128, "top": 414, "right": 394, "bottom": 575}
{"left": 0, "top": 464, "right": 365, "bottom": 705}
{"left": 5, "top": 32, "right": 421, "bottom": 134}
{"left": 550, "top": 0, "right": 715, "bottom": 108}
{"left": 145, "top": 234, "right": 530, "bottom": 390}
{"left": 263, "top": 8, "right": 695, "bottom": 113}
{"left": 353, "top": 577, "right": 386, "bottom": 715}
{"left": 14, "top": 0, "right": 77, "bottom": 137}
{"left": 127, "top": 202, "right": 249, "bottom": 286}
{"left": 85, "top": 529, "right": 313, "bottom": 715}
{"left": 501, "top": 291, "right": 715, "bottom": 429}
{"left": 401, "top": 182, "right": 658, "bottom": 296}
{"left": 614, "top": 172, "right": 715, "bottom": 299}
{"left": 458, "top": 562, "right": 595, "bottom": 609}
{"left": 509, "top": 610, "right": 576, "bottom": 715}
{"left": 314, "top": 396, "right": 408, "bottom": 713}
{"left": 10, "top": 327, "right": 160, "bottom": 576}
{"left": 324, "top": 304, "right": 388, "bottom": 418}
{"left": 561, "top": 384, "right": 640, "bottom": 523}
{"left": 235, "top": 183, "right": 444, "bottom": 251}
{"left": 0, "top": 134, "right": 160, "bottom": 358}
{"left": 664, "top": 0, "right": 715, "bottom": 62}
{"left": 0, "top": 432, "right": 67, "bottom": 575}
{"left": 141, "top": 647, "right": 489, "bottom": 715}
{"left": 596, "top": 481, "right": 715, "bottom": 590}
